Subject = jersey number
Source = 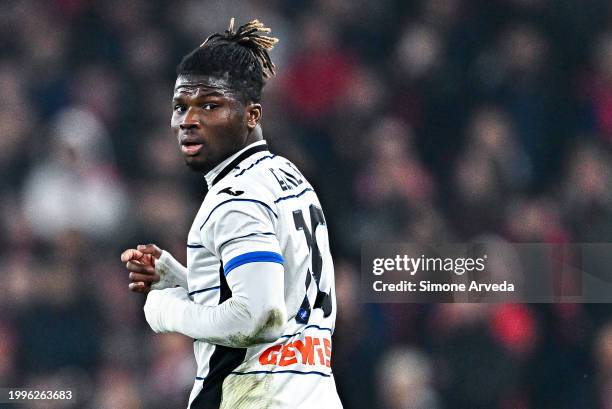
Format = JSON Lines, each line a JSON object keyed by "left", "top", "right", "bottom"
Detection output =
{"left": 293, "top": 205, "right": 332, "bottom": 324}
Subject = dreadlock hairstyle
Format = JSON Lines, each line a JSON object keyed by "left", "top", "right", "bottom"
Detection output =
{"left": 176, "top": 18, "right": 278, "bottom": 103}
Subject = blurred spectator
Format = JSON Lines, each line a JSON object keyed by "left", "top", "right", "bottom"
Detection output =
{"left": 450, "top": 149, "right": 505, "bottom": 238}
{"left": 353, "top": 116, "right": 435, "bottom": 244}
{"left": 465, "top": 105, "right": 532, "bottom": 190}
{"left": 91, "top": 366, "right": 142, "bottom": 409}
{"left": 563, "top": 141, "right": 612, "bottom": 241}
{"left": 333, "top": 260, "right": 380, "bottom": 409}
{"left": 280, "top": 12, "right": 354, "bottom": 123}
{"left": 505, "top": 197, "right": 569, "bottom": 243}
{"left": 430, "top": 303, "right": 527, "bottom": 409}
{"left": 146, "top": 334, "right": 197, "bottom": 409}
{"left": 376, "top": 346, "right": 441, "bottom": 409}
{"left": 22, "top": 107, "right": 127, "bottom": 240}
{"left": 473, "top": 22, "right": 564, "bottom": 186}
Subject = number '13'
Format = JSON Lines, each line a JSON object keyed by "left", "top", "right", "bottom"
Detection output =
{"left": 293, "top": 205, "right": 332, "bottom": 324}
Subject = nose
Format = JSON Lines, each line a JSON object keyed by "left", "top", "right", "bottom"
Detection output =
{"left": 180, "top": 122, "right": 198, "bottom": 130}
{"left": 179, "top": 107, "right": 201, "bottom": 130}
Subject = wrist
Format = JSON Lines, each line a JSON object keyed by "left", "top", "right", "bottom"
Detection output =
{"left": 153, "top": 251, "right": 188, "bottom": 290}
{"left": 152, "top": 251, "right": 177, "bottom": 290}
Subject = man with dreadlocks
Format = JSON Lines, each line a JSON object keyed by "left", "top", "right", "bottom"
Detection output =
{"left": 121, "top": 19, "right": 343, "bottom": 408}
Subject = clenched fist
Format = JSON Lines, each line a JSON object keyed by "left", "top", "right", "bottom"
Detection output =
{"left": 121, "top": 244, "right": 163, "bottom": 294}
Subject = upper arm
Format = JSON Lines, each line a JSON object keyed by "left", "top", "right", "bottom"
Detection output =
{"left": 201, "top": 196, "right": 285, "bottom": 299}
{"left": 201, "top": 196, "right": 281, "bottom": 260}
{"left": 200, "top": 198, "right": 287, "bottom": 339}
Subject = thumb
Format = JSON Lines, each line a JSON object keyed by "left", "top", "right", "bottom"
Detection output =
{"left": 138, "top": 244, "right": 162, "bottom": 258}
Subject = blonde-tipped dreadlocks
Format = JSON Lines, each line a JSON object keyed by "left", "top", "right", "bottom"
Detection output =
{"left": 177, "top": 18, "right": 279, "bottom": 102}
{"left": 201, "top": 18, "right": 278, "bottom": 78}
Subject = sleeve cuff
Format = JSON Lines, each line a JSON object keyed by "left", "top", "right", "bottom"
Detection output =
{"left": 152, "top": 250, "right": 188, "bottom": 290}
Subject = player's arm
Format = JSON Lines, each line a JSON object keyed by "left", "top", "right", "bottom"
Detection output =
{"left": 144, "top": 260, "right": 286, "bottom": 347}
{"left": 121, "top": 244, "right": 188, "bottom": 293}
{"left": 143, "top": 201, "right": 288, "bottom": 347}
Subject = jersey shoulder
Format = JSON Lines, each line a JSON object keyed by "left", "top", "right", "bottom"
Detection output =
{"left": 236, "top": 154, "right": 313, "bottom": 200}
{"left": 207, "top": 154, "right": 312, "bottom": 206}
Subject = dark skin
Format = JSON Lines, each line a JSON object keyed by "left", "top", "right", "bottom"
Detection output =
{"left": 172, "top": 74, "right": 263, "bottom": 173}
{"left": 121, "top": 74, "right": 263, "bottom": 293}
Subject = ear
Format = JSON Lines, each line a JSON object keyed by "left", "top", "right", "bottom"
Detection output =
{"left": 246, "top": 103, "right": 262, "bottom": 129}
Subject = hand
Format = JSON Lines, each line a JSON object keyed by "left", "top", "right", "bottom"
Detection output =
{"left": 121, "top": 244, "right": 163, "bottom": 294}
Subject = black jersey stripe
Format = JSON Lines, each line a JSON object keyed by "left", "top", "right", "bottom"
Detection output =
{"left": 188, "top": 286, "right": 221, "bottom": 296}
{"left": 218, "top": 231, "right": 276, "bottom": 251}
{"left": 189, "top": 262, "right": 247, "bottom": 409}
{"left": 279, "top": 324, "right": 333, "bottom": 339}
{"left": 187, "top": 243, "right": 205, "bottom": 248}
{"left": 229, "top": 369, "right": 332, "bottom": 377}
{"left": 234, "top": 154, "right": 276, "bottom": 177}
{"left": 199, "top": 198, "right": 278, "bottom": 231}
{"left": 273, "top": 187, "right": 314, "bottom": 204}
{"left": 212, "top": 143, "right": 269, "bottom": 186}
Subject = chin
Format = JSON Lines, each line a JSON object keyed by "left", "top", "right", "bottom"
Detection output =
{"left": 184, "top": 157, "right": 212, "bottom": 173}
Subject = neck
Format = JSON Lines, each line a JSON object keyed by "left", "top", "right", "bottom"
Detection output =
{"left": 245, "top": 124, "right": 263, "bottom": 146}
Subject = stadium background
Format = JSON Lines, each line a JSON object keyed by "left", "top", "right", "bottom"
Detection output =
{"left": 2, "top": 0, "right": 612, "bottom": 407}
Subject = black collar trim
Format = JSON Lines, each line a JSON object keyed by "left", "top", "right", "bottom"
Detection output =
{"left": 212, "top": 142, "right": 269, "bottom": 186}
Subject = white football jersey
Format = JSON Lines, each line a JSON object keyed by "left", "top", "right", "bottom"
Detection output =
{"left": 184, "top": 140, "right": 342, "bottom": 409}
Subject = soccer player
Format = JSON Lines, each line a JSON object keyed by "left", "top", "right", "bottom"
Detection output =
{"left": 120, "top": 19, "right": 343, "bottom": 409}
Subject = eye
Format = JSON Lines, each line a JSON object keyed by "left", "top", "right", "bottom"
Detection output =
{"left": 173, "top": 103, "right": 186, "bottom": 113}
{"left": 202, "top": 103, "right": 219, "bottom": 111}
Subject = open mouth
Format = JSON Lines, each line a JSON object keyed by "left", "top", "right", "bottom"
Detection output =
{"left": 181, "top": 142, "right": 204, "bottom": 156}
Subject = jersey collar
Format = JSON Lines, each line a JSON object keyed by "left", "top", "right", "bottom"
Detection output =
{"left": 204, "top": 140, "right": 268, "bottom": 189}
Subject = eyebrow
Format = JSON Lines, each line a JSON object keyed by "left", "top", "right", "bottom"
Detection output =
{"left": 172, "top": 90, "right": 225, "bottom": 101}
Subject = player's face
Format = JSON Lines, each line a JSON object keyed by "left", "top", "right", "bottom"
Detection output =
{"left": 171, "top": 75, "right": 254, "bottom": 173}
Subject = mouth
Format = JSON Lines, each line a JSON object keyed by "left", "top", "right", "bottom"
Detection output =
{"left": 180, "top": 140, "right": 204, "bottom": 156}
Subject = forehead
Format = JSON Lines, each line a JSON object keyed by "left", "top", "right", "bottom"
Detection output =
{"left": 173, "top": 74, "right": 235, "bottom": 97}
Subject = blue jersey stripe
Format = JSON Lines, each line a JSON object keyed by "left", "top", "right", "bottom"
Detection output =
{"left": 200, "top": 199, "right": 278, "bottom": 230}
{"left": 223, "top": 251, "right": 284, "bottom": 276}
{"left": 187, "top": 243, "right": 204, "bottom": 248}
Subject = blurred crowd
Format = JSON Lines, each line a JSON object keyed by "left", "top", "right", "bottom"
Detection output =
{"left": 2, "top": 0, "right": 612, "bottom": 408}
